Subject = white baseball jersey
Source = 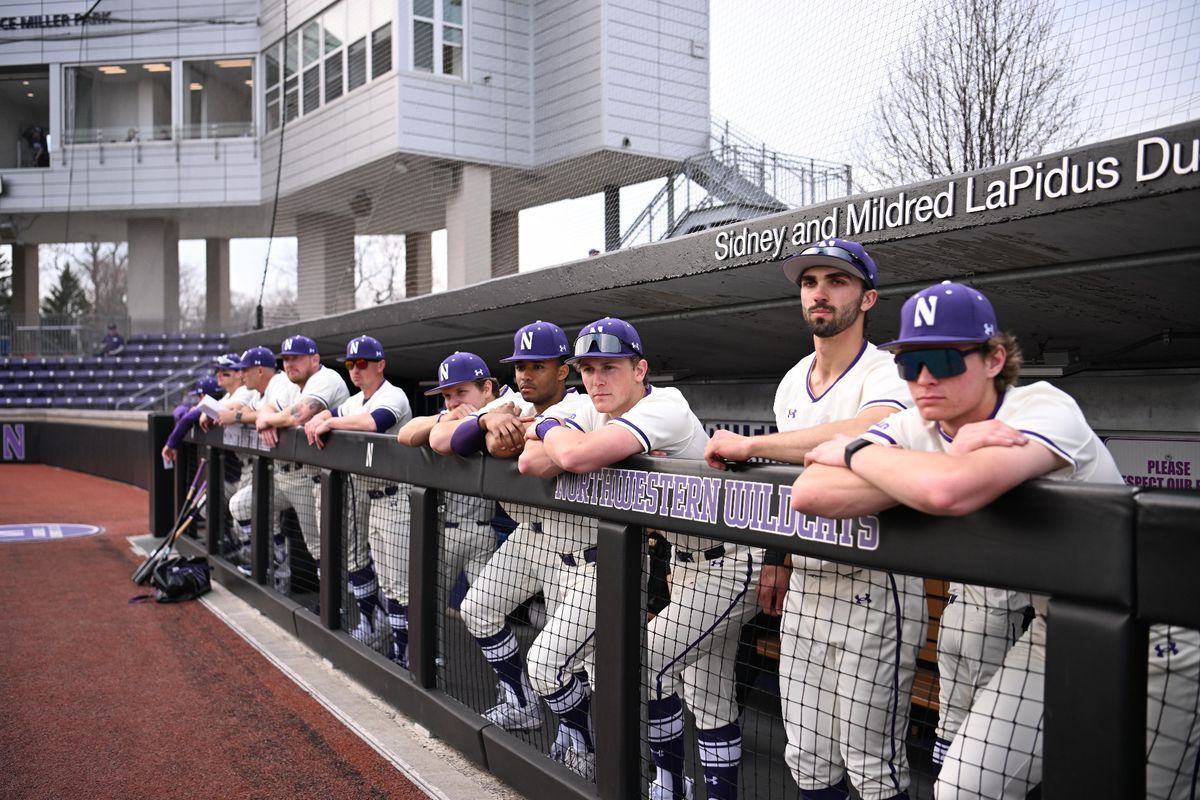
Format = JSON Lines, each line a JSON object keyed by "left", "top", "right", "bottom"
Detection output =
{"left": 250, "top": 372, "right": 297, "bottom": 413}
{"left": 775, "top": 340, "right": 911, "bottom": 571}
{"left": 225, "top": 384, "right": 259, "bottom": 408}
{"left": 862, "top": 380, "right": 1123, "bottom": 615}
{"left": 552, "top": 386, "right": 716, "bottom": 552}
{"left": 297, "top": 365, "right": 350, "bottom": 412}
{"left": 337, "top": 379, "right": 412, "bottom": 436}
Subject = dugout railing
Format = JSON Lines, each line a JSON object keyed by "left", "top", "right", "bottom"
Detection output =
{"left": 174, "top": 422, "right": 1196, "bottom": 800}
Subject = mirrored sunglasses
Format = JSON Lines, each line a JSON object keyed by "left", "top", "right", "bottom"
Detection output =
{"left": 344, "top": 358, "right": 378, "bottom": 370}
{"left": 895, "top": 346, "right": 984, "bottom": 381}
{"left": 799, "top": 244, "right": 869, "bottom": 271}
{"left": 573, "top": 332, "right": 637, "bottom": 358}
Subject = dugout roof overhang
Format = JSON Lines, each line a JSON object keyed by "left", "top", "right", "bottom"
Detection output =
{"left": 233, "top": 120, "right": 1200, "bottom": 384}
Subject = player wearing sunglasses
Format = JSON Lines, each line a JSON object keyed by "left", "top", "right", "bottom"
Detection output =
{"left": 792, "top": 282, "right": 1197, "bottom": 798}
{"left": 303, "top": 336, "right": 413, "bottom": 652}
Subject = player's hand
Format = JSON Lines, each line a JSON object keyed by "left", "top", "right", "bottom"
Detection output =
{"left": 303, "top": 415, "right": 331, "bottom": 449}
{"left": 705, "top": 430, "right": 753, "bottom": 470}
{"left": 256, "top": 419, "right": 278, "bottom": 449}
{"left": 757, "top": 565, "right": 790, "bottom": 616}
{"left": 948, "top": 419, "right": 1028, "bottom": 455}
{"left": 198, "top": 413, "right": 212, "bottom": 432}
{"left": 803, "top": 434, "right": 856, "bottom": 468}
{"left": 480, "top": 402, "right": 518, "bottom": 425}
{"left": 485, "top": 412, "right": 530, "bottom": 453}
{"left": 161, "top": 445, "right": 176, "bottom": 464}
{"left": 444, "top": 403, "right": 477, "bottom": 422}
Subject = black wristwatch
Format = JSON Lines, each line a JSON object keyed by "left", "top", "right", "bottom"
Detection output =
{"left": 843, "top": 437, "right": 874, "bottom": 468}
{"left": 235, "top": 409, "right": 244, "bottom": 424}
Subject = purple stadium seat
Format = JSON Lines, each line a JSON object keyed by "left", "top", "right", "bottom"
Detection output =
{"left": 33, "top": 397, "right": 52, "bottom": 408}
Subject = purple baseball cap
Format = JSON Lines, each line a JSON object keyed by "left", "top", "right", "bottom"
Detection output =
{"left": 566, "top": 317, "right": 644, "bottom": 364}
{"left": 424, "top": 351, "right": 492, "bottom": 395}
{"left": 236, "top": 346, "right": 277, "bottom": 369}
{"left": 781, "top": 238, "right": 878, "bottom": 288}
{"left": 213, "top": 352, "right": 242, "bottom": 370}
{"left": 195, "top": 376, "right": 221, "bottom": 397}
{"left": 346, "top": 335, "right": 385, "bottom": 360}
{"left": 279, "top": 335, "right": 318, "bottom": 356}
{"left": 499, "top": 321, "right": 571, "bottom": 363}
{"left": 880, "top": 281, "right": 999, "bottom": 351}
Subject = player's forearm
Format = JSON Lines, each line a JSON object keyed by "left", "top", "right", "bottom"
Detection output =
{"left": 397, "top": 415, "right": 438, "bottom": 447}
{"left": 429, "top": 417, "right": 467, "bottom": 454}
{"left": 789, "top": 463, "right": 897, "bottom": 518}
{"left": 326, "top": 412, "right": 382, "bottom": 434}
{"left": 517, "top": 439, "right": 562, "bottom": 477}
{"left": 849, "top": 443, "right": 1046, "bottom": 516}
{"left": 753, "top": 416, "right": 888, "bottom": 463}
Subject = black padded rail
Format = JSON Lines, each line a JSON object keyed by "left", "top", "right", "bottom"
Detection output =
{"left": 1135, "top": 491, "right": 1200, "bottom": 628}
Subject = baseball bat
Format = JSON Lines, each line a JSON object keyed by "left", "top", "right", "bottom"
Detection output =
{"left": 163, "top": 457, "right": 208, "bottom": 542}
{"left": 133, "top": 478, "right": 208, "bottom": 585}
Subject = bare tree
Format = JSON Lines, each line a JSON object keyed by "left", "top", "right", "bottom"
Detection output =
{"left": 45, "top": 241, "right": 128, "bottom": 319}
{"left": 354, "top": 234, "right": 406, "bottom": 307}
{"left": 862, "top": 0, "right": 1082, "bottom": 186}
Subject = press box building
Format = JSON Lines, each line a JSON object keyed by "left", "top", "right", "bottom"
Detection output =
{"left": 0, "top": 0, "right": 710, "bottom": 329}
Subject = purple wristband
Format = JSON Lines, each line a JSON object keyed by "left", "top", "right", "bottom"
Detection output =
{"left": 535, "top": 418, "right": 562, "bottom": 441}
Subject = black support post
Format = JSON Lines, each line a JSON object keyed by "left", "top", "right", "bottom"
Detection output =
{"left": 250, "top": 457, "right": 272, "bottom": 585}
{"left": 593, "top": 520, "right": 643, "bottom": 800}
{"left": 205, "top": 449, "right": 223, "bottom": 555}
{"left": 604, "top": 184, "right": 620, "bottom": 252}
{"left": 319, "top": 469, "right": 345, "bottom": 631}
{"left": 1044, "top": 600, "right": 1145, "bottom": 799}
{"left": 408, "top": 485, "right": 440, "bottom": 689}
{"left": 148, "top": 413, "right": 176, "bottom": 537}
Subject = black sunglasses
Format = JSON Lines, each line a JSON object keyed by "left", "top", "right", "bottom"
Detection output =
{"left": 895, "top": 346, "right": 984, "bottom": 381}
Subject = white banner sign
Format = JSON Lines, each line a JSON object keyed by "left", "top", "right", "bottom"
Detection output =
{"left": 1105, "top": 437, "right": 1200, "bottom": 491}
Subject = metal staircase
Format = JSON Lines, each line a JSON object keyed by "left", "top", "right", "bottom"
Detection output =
{"left": 620, "top": 116, "right": 854, "bottom": 248}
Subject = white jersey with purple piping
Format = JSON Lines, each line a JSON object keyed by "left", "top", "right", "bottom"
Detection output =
{"left": 554, "top": 385, "right": 720, "bottom": 552}
{"left": 225, "top": 384, "right": 259, "bottom": 408}
{"left": 861, "top": 380, "right": 1122, "bottom": 612}
{"left": 774, "top": 340, "right": 911, "bottom": 571}
{"left": 252, "top": 372, "right": 298, "bottom": 413}
{"left": 298, "top": 365, "right": 350, "bottom": 413}
{"left": 337, "top": 380, "right": 412, "bottom": 436}
{"left": 488, "top": 390, "right": 593, "bottom": 551}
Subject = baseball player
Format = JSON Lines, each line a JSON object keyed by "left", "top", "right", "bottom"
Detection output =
{"left": 520, "top": 317, "right": 753, "bottom": 796}
{"left": 792, "top": 281, "right": 1199, "bottom": 798}
{"left": 215, "top": 346, "right": 298, "bottom": 585}
{"left": 391, "top": 352, "right": 503, "bottom": 667}
{"left": 303, "top": 335, "right": 413, "bottom": 649}
{"left": 703, "top": 239, "right": 920, "bottom": 800}
{"left": 254, "top": 335, "right": 350, "bottom": 593}
{"left": 429, "top": 322, "right": 582, "bottom": 735}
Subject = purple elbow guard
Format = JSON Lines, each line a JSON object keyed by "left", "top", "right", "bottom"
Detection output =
{"left": 451, "top": 415, "right": 487, "bottom": 455}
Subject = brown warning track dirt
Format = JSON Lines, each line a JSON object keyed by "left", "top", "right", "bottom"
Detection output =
{"left": 0, "top": 464, "right": 431, "bottom": 800}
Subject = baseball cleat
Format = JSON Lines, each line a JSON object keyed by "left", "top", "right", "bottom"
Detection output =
{"left": 484, "top": 696, "right": 543, "bottom": 730}
{"left": 558, "top": 746, "right": 595, "bottom": 782}
{"left": 649, "top": 776, "right": 694, "bottom": 800}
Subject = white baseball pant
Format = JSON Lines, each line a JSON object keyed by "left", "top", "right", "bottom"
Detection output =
{"left": 461, "top": 525, "right": 563, "bottom": 639}
{"left": 527, "top": 556, "right": 597, "bottom": 696}
{"left": 936, "top": 597, "right": 1026, "bottom": 743}
{"left": 646, "top": 544, "right": 760, "bottom": 730}
{"left": 781, "top": 568, "right": 926, "bottom": 800}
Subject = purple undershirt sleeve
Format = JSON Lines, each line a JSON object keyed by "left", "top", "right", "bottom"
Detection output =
{"left": 451, "top": 415, "right": 487, "bottom": 455}
{"left": 165, "top": 407, "right": 205, "bottom": 450}
{"left": 369, "top": 408, "right": 397, "bottom": 433}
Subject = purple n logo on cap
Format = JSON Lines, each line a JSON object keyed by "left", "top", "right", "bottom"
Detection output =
{"left": 500, "top": 321, "right": 570, "bottom": 362}
{"left": 425, "top": 351, "right": 491, "bottom": 395}
{"left": 880, "top": 281, "right": 999, "bottom": 351}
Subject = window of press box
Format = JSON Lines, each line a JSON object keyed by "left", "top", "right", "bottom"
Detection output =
{"left": 261, "top": 0, "right": 394, "bottom": 132}
{"left": 0, "top": 64, "right": 51, "bottom": 168}
{"left": 65, "top": 62, "right": 172, "bottom": 144}
{"left": 182, "top": 59, "right": 254, "bottom": 139}
{"left": 412, "top": 0, "right": 463, "bottom": 77}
